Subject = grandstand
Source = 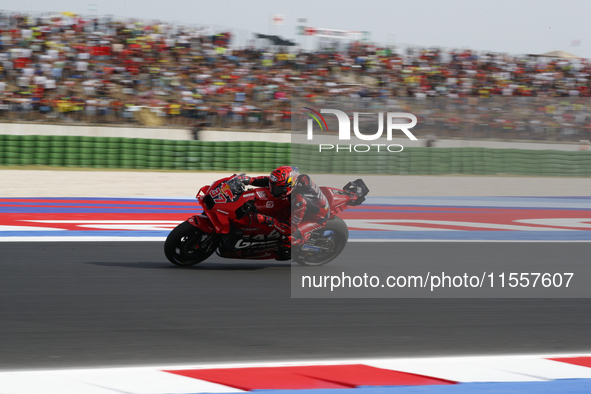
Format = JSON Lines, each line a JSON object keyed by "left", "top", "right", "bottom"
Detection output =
{"left": 1, "top": 11, "right": 591, "bottom": 177}
{"left": 1, "top": 11, "right": 591, "bottom": 142}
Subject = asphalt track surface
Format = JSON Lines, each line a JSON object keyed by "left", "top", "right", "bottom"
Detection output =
{"left": 1, "top": 242, "right": 591, "bottom": 370}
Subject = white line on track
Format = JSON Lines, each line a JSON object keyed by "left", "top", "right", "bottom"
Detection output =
{"left": 0, "top": 237, "right": 167, "bottom": 242}
{"left": 2, "top": 352, "right": 591, "bottom": 373}
{"left": 2, "top": 353, "right": 591, "bottom": 394}
{"left": 0, "top": 237, "right": 590, "bottom": 242}
{"left": 347, "top": 239, "right": 591, "bottom": 242}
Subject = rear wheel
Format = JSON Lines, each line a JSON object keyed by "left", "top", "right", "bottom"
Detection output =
{"left": 295, "top": 217, "right": 349, "bottom": 266}
{"left": 164, "top": 221, "right": 218, "bottom": 266}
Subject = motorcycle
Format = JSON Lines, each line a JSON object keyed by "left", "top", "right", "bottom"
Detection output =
{"left": 164, "top": 173, "right": 369, "bottom": 266}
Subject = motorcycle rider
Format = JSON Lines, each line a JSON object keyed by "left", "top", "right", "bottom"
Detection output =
{"left": 240, "top": 166, "right": 330, "bottom": 258}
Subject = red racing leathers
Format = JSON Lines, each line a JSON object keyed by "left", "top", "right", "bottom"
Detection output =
{"left": 243, "top": 174, "right": 329, "bottom": 247}
{"left": 291, "top": 174, "right": 330, "bottom": 245}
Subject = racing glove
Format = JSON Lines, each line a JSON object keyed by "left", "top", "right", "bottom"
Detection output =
{"left": 251, "top": 212, "right": 274, "bottom": 227}
{"left": 236, "top": 175, "right": 252, "bottom": 185}
{"left": 250, "top": 213, "right": 290, "bottom": 236}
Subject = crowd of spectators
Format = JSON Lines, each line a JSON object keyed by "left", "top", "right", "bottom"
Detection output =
{"left": 298, "top": 96, "right": 591, "bottom": 142}
{"left": 2, "top": 11, "right": 591, "bottom": 141}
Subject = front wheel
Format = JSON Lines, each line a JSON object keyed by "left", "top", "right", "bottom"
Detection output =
{"left": 164, "top": 221, "right": 218, "bottom": 266}
{"left": 295, "top": 217, "right": 349, "bottom": 266}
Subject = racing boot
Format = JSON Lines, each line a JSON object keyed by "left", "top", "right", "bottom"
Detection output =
{"left": 250, "top": 213, "right": 291, "bottom": 261}
{"left": 275, "top": 235, "right": 291, "bottom": 261}
{"left": 292, "top": 228, "right": 313, "bottom": 246}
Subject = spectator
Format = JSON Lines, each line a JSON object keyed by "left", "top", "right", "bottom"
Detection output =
{"left": 0, "top": 10, "right": 589, "bottom": 142}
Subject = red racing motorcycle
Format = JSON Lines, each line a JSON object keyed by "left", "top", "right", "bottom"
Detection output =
{"left": 164, "top": 173, "right": 369, "bottom": 266}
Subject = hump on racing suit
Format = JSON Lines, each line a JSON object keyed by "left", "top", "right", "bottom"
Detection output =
{"left": 292, "top": 174, "right": 330, "bottom": 244}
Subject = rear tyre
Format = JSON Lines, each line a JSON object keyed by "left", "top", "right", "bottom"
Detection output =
{"left": 296, "top": 217, "right": 349, "bottom": 266}
{"left": 164, "top": 221, "right": 218, "bottom": 266}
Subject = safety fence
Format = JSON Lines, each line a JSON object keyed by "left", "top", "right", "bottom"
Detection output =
{"left": 1, "top": 135, "right": 591, "bottom": 176}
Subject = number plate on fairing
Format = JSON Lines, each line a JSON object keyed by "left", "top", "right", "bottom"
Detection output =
{"left": 209, "top": 182, "right": 239, "bottom": 203}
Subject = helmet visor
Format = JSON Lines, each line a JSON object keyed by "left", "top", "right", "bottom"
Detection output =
{"left": 270, "top": 183, "right": 288, "bottom": 198}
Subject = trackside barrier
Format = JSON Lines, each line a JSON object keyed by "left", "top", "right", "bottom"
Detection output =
{"left": 0, "top": 135, "right": 289, "bottom": 172}
{"left": 1, "top": 135, "right": 591, "bottom": 176}
{"left": 291, "top": 145, "right": 591, "bottom": 176}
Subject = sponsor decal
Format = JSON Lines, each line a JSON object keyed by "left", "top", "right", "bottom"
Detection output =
{"left": 210, "top": 182, "right": 236, "bottom": 203}
{"left": 234, "top": 239, "right": 279, "bottom": 249}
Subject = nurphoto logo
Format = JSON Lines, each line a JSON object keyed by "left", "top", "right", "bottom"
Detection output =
{"left": 301, "top": 107, "right": 418, "bottom": 153}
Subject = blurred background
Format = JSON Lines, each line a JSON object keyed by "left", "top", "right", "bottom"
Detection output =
{"left": 0, "top": 1, "right": 591, "bottom": 137}
{"left": 1, "top": 1, "right": 591, "bottom": 174}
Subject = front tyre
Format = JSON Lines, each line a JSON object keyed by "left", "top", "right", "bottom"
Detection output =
{"left": 164, "top": 221, "right": 218, "bottom": 266}
{"left": 296, "top": 217, "right": 349, "bottom": 266}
